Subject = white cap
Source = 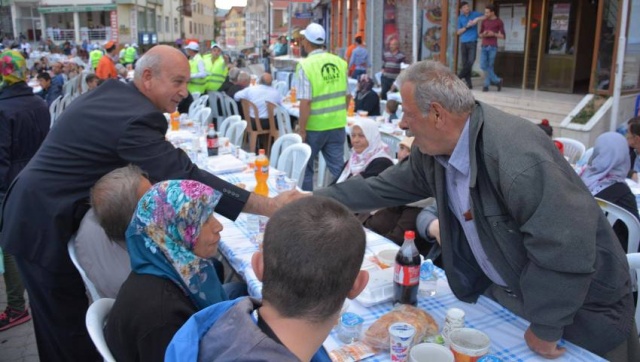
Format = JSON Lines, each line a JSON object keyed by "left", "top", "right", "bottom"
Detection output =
{"left": 185, "top": 42, "right": 200, "bottom": 51}
{"left": 124, "top": 43, "right": 130, "bottom": 48}
{"left": 210, "top": 42, "right": 220, "bottom": 49}
{"left": 132, "top": 43, "right": 138, "bottom": 48}
{"left": 301, "top": 23, "right": 326, "bottom": 45}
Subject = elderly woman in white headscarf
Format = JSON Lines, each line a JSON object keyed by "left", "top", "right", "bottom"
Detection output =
{"left": 580, "top": 131, "right": 640, "bottom": 252}
{"left": 332, "top": 117, "right": 393, "bottom": 185}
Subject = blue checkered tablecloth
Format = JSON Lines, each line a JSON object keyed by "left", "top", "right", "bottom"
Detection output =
{"left": 165, "top": 128, "right": 607, "bottom": 362}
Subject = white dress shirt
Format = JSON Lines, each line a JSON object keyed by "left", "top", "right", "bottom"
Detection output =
{"left": 234, "top": 84, "right": 282, "bottom": 119}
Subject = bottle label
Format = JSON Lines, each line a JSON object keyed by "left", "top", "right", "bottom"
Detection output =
{"left": 207, "top": 138, "right": 218, "bottom": 149}
{"left": 260, "top": 165, "right": 269, "bottom": 174}
{"left": 394, "top": 264, "right": 420, "bottom": 286}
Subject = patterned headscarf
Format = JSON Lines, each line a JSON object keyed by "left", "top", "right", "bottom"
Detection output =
{"left": 125, "top": 180, "right": 227, "bottom": 310}
{"left": 579, "top": 132, "right": 630, "bottom": 195}
{"left": 0, "top": 50, "right": 28, "bottom": 90}
{"left": 338, "top": 117, "right": 392, "bottom": 183}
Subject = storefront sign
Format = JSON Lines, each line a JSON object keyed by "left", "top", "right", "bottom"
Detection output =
{"left": 110, "top": 10, "right": 118, "bottom": 42}
{"left": 549, "top": 3, "right": 570, "bottom": 55}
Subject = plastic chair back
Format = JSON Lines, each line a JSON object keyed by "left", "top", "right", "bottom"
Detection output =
{"left": 219, "top": 115, "right": 242, "bottom": 138}
{"left": 596, "top": 198, "right": 640, "bottom": 254}
{"left": 374, "top": 71, "right": 382, "bottom": 87}
{"left": 626, "top": 253, "right": 640, "bottom": 335}
{"left": 207, "top": 91, "right": 225, "bottom": 120}
{"left": 274, "top": 81, "right": 288, "bottom": 97}
{"left": 196, "top": 107, "right": 212, "bottom": 128}
{"left": 49, "top": 95, "right": 62, "bottom": 128}
{"left": 223, "top": 95, "right": 240, "bottom": 116}
{"left": 381, "top": 133, "right": 400, "bottom": 159}
{"left": 67, "top": 236, "right": 101, "bottom": 302}
{"left": 270, "top": 133, "right": 302, "bottom": 167}
{"left": 276, "top": 143, "right": 312, "bottom": 188}
{"left": 191, "top": 92, "right": 201, "bottom": 101}
{"left": 274, "top": 104, "right": 293, "bottom": 136}
{"left": 85, "top": 298, "right": 117, "bottom": 362}
{"left": 553, "top": 137, "right": 586, "bottom": 164}
{"left": 228, "top": 120, "right": 247, "bottom": 146}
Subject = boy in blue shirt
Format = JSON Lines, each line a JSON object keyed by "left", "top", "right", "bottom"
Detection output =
{"left": 456, "top": 2, "right": 485, "bottom": 89}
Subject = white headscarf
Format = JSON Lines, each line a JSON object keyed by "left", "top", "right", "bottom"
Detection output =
{"left": 337, "top": 118, "right": 392, "bottom": 183}
{"left": 579, "top": 132, "right": 630, "bottom": 195}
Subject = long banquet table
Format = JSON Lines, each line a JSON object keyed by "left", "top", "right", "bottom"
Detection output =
{"left": 166, "top": 125, "right": 605, "bottom": 362}
{"left": 210, "top": 164, "right": 604, "bottom": 362}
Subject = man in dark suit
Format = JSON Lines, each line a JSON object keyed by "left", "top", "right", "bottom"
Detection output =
{"left": 0, "top": 45, "right": 292, "bottom": 361}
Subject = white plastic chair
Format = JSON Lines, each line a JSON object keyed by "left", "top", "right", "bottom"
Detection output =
{"left": 627, "top": 253, "right": 640, "bottom": 335}
{"left": 85, "top": 298, "right": 117, "bottom": 362}
{"left": 227, "top": 120, "right": 247, "bottom": 147}
{"left": 191, "top": 92, "right": 201, "bottom": 101}
{"left": 274, "top": 81, "right": 288, "bottom": 97}
{"left": 207, "top": 91, "right": 226, "bottom": 120}
{"left": 274, "top": 104, "right": 294, "bottom": 137}
{"left": 223, "top": 94, "right": 240, "bottom": 116}
{"left": 276, "top": 143, "right": 312, "bottom": 188}
{"left": 270, "top": 133, "right": 302, "bottom": 167}
{"left": 196, "top": 107, "right": 212, "bottom": 128}
{"left": 381, "top": 133, "right": 401, "bottom": 159}
{"left": 596, "top": 198, "right": 640, "bottom": 254}
{"left": 67, "top": 237, "right": 101, "bottom": 302}
{"left": 576, "top": 147, "right": 594, "bottom": 168}
{"left": 554, "top": 137, "right": 586, "bottom": 164}
{"left": 49, "top": 95, "right": 62, "bottom": 128}
{"left": 219, "top": 115, "right": 242, "bottom": 138}
{"left": 188, "top": 95, "right": 209, "bottom": 119}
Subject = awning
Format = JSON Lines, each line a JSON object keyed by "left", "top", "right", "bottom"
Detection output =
{"left": 38, "top": 5, "right": 116, "bottom": 14}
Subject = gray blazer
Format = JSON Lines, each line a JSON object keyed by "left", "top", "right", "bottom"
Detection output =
{"left": 316, "top": 102, "right": 634, "bottom": 356}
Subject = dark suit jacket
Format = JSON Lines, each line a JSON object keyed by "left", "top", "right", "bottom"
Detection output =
{"left": 0, "top": 80, "right": 249, "bottom": 272}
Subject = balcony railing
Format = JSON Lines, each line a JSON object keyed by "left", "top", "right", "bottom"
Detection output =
{"left": 45, "top": 27, "right": 112, "bottom": 42}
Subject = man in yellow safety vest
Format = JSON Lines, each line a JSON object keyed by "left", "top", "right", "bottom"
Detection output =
{"left": 89, "top": 44, "right": 103, "bottom": 71}
{"left": 296, "top": 23, "right": 349, "bottom": 191}
{"left": 204, "top": 43, "right": 228, "bottom": 92}
{"left": 185, "top": 42, "right": 206, "bottom": 95}
{"left": 123, "top": 43, "right": 138, "bottom": 66}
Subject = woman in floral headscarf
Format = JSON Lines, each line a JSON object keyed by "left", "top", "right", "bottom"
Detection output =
{"left": 105, "top": 180, "right": 242, "bottom": 361}
{"left": 0, "top": 49, "right": 49, "bottom": 332}
{"left": 333, "top": 117, "right": 393, "bottom": 184}
{"left": 354, "top": 73, "right": 381, "bottom": 116}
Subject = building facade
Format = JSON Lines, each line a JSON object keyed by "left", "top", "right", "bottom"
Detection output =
{"left": 224, "top": 6, "right": 244, "bottom": 49}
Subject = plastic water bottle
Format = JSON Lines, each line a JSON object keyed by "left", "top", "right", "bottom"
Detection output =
{"left": 419, "top": 259, "right": 438, "bottom": 297}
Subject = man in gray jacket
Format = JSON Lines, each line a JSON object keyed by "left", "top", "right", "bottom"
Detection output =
{"left": 313, "top": 60, "right": 638, "bottom": 360}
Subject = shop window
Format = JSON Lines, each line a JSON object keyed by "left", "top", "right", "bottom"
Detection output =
{"left": 623, "top": 0, "right": 640, "bottom": 91}
{"left": 545, "top": 2, "right": 576, "bottom": 55}
{"left": 593, "top": 0, "right": 617, "bottom": 92}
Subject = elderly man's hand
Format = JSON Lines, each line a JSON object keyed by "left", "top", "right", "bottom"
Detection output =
{"left": 270, "top": 189, "right": 310, "bottom": 214}
{"left": 524, "top": 327, "right": 565, "bottom": 359}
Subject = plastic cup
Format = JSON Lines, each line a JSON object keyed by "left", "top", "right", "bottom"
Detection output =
{"left": 376, "top": 249, "right": 397, "bottom": 269}
{"left": 247, "top": 214, "right": 260, "bottom": 244}
{"left": 389, "top": 322, "right": 416, "bottom": 362}
{"left": 285, "top": 179, "right": 297, "bottom": 191}
{"left": 357, "top": 110, "right": 369, "bottom": 117}
{"left": 410, "top": 343, "right": 454, "bottom": 362}
{"left": 245, "top": 152, "right": 256, "bottom": 171}
{"left": 448, "top": 328, "right": 490, "bottom": 362}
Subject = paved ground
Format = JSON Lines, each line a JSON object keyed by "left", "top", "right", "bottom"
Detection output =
{"left": 0, "top": 283, "right": 38, "bottom": 362}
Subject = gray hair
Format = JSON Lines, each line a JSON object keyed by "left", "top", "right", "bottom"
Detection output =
{"left": 90, "top": 165, "right": 146, "bottom": 241}
{"left": 228, "top": 68, "right": 241, "bottom": 82}
{"left": 396, "top": 60, "right": 475, "bottom": 115}
{"left": 237, "top": 71, "right": 251, "bottom": 84}
{"left": 133, "top": 52, "right": 162, "bottom": 82}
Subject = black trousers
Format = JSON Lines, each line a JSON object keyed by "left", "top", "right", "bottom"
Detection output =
{"left": 15, "top": 257, "right": 101, "bottom": 362}
{"left": 458, "top": 41, "right": 477, "bottom": 88}
{"left": 380, "top": 75, "right": 396, "bottom": 100}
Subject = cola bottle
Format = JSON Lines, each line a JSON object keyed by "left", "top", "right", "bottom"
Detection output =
{"left": 207, "top": 124, "right": 219, "bottom": 156}
{"left": 393, "top": 230, "right": 421, "bottom": 306}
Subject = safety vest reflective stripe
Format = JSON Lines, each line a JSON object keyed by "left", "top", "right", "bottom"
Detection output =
{"left": 298, "top": 52, "right": 348, "bottom": 131}
{"left": 188, "top": 54, "right": 206, "bottom": 93}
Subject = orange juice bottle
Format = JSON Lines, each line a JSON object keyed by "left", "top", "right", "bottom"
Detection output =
{"left": 347, "top": 98, "right": 355, "bottom": 117}
{"left": 254, "top": 149, "right": 269, "bottom": 197}
{"left": 290, "top": 86, "right": 297, "bottom": 103}
{"left": 170, "top": 111, "right": 180, "bottom": 131}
